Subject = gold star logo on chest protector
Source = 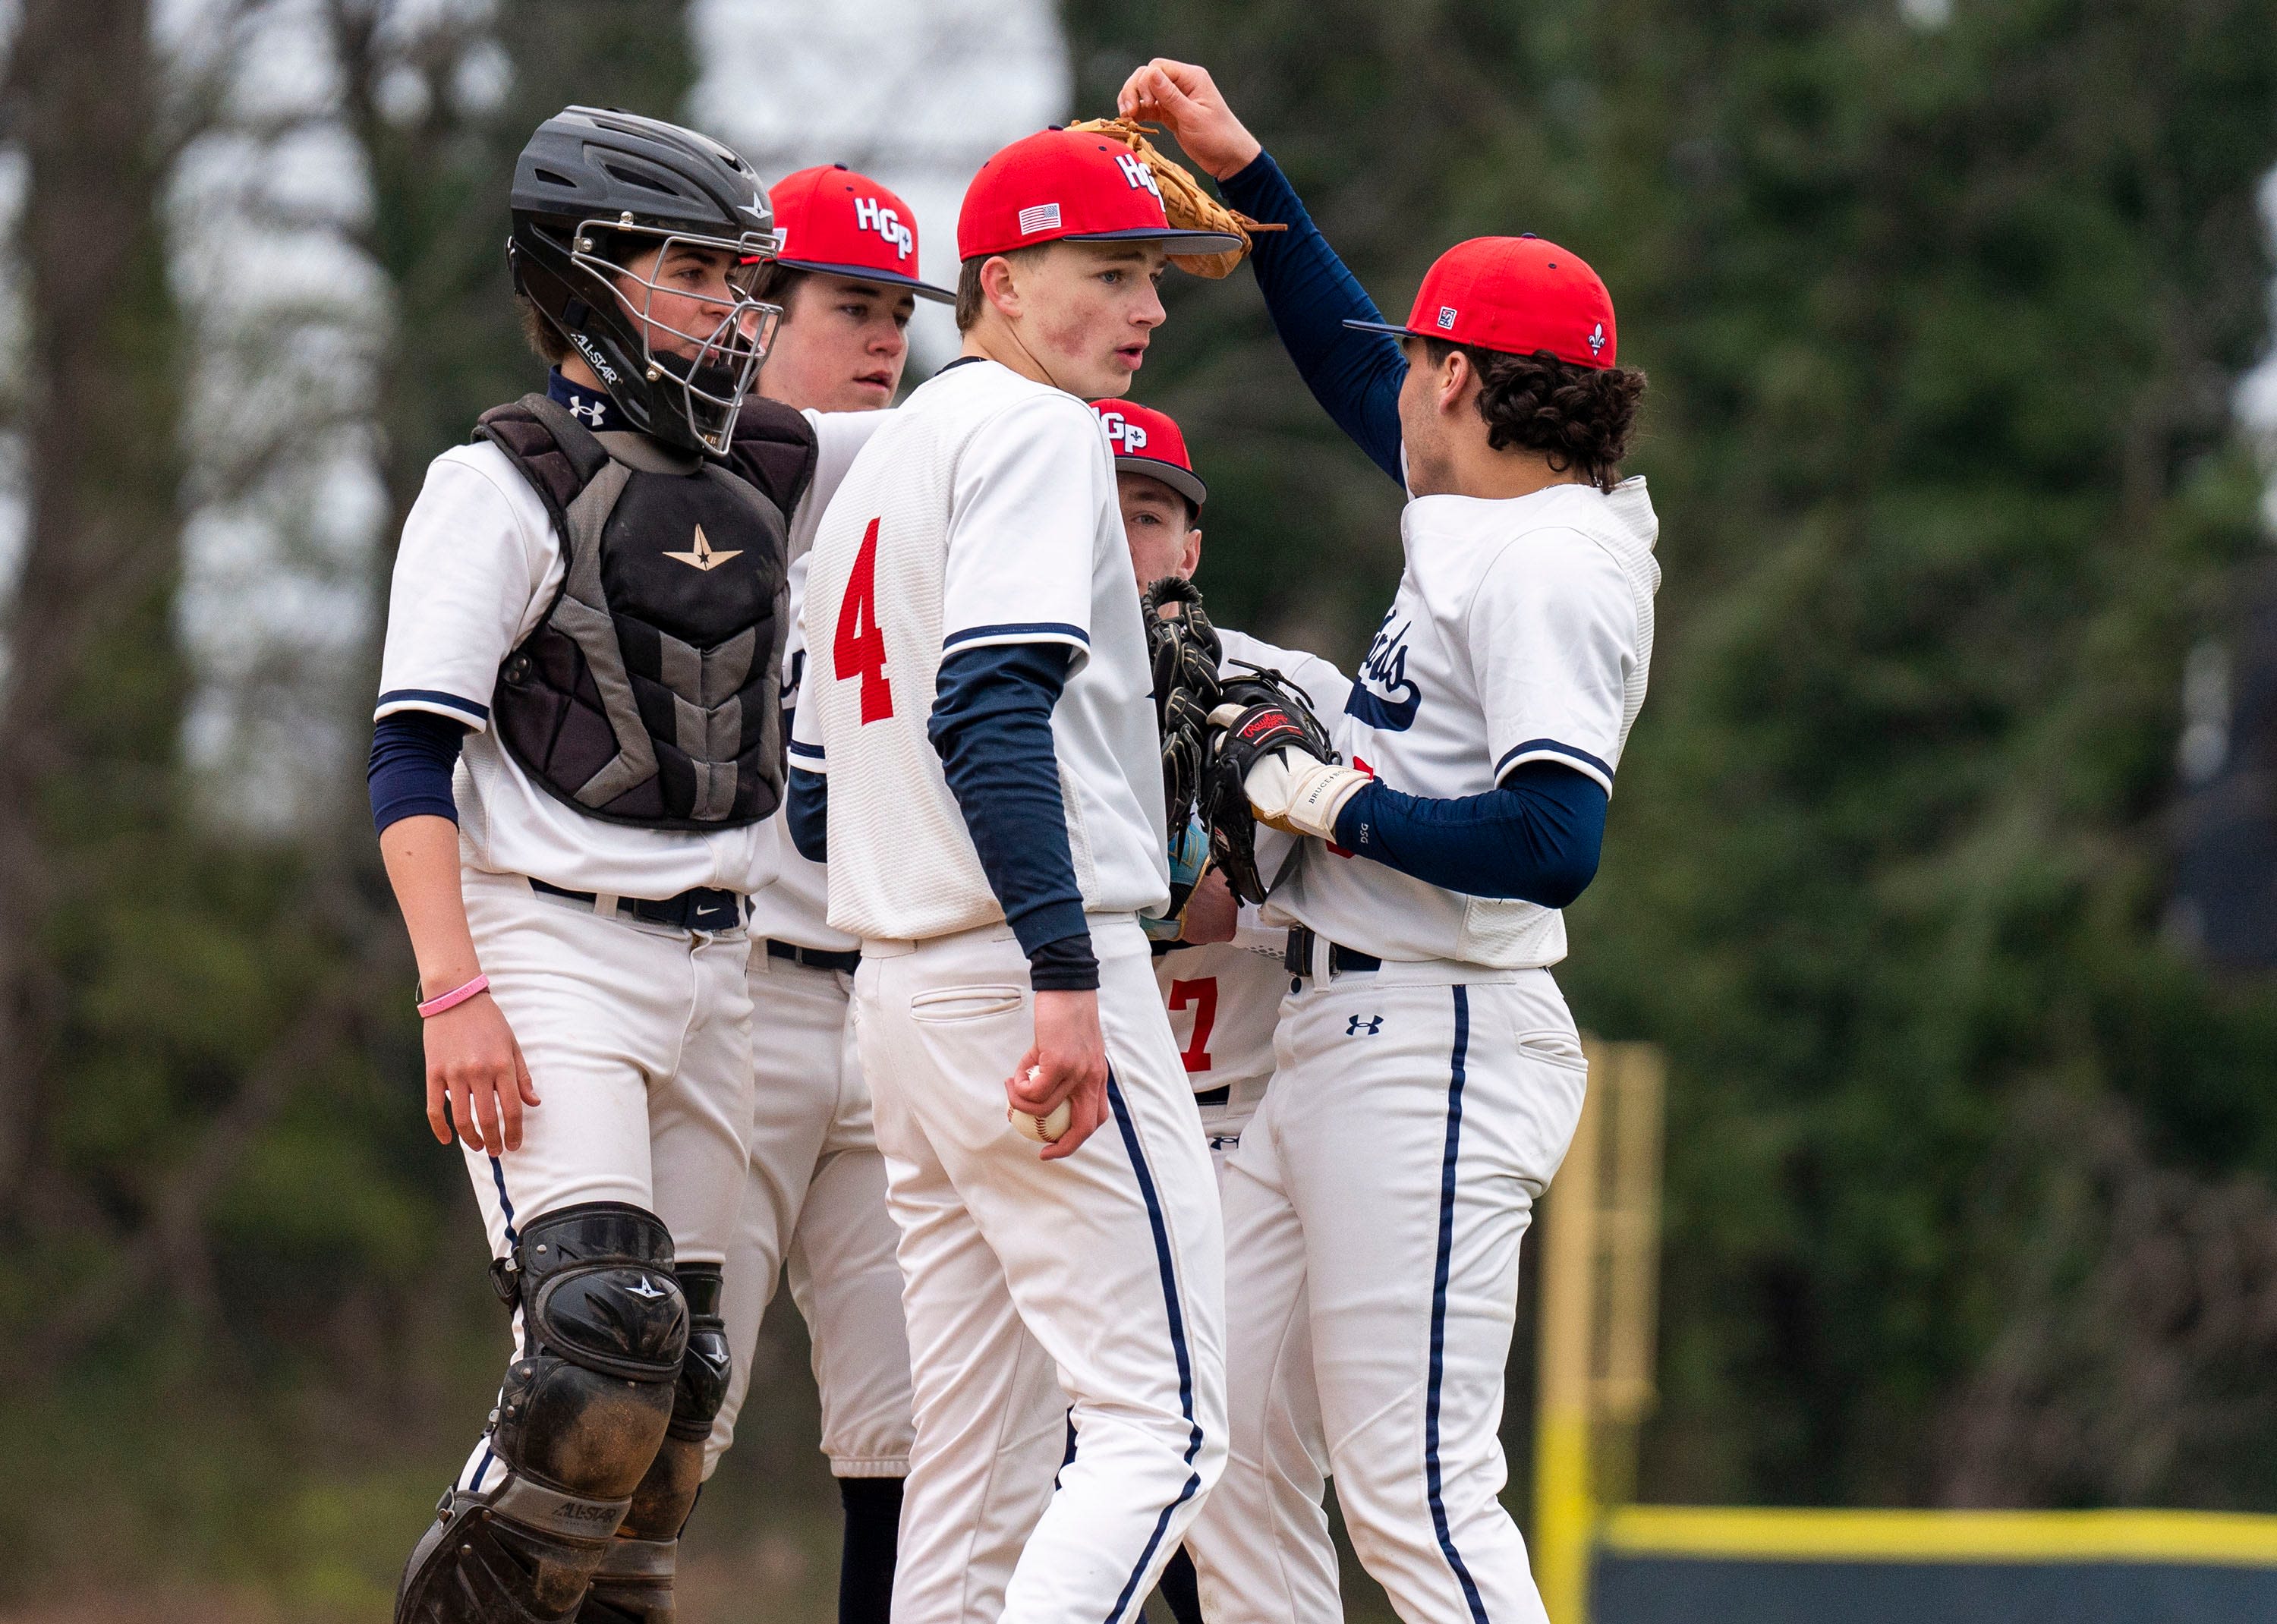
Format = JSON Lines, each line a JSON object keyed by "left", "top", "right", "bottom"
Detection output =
{"left": 666, "top": 524, "right": 742, "bottom": 572}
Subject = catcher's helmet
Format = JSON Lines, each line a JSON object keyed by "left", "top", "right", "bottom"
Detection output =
{"left": 509, "top": 106, "right": 784, "bottom": 457}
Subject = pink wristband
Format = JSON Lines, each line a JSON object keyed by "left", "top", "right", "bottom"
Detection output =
{"left": 417, "top": 974, "right": 490, "bottom": 1019}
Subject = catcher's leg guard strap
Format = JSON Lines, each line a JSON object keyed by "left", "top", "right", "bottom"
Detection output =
{"left": 573, "top": 1537, "right": 679, "bottom": 1624}
{"left": 398, "top": 1204, "right": 688, "bottom": 1624}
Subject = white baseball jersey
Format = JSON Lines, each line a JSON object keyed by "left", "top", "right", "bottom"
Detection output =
{"left": 743, "top": 408, "right": 888, "bottom": 952}
{"left": 792, "top": 358, "right": 1170, "bottom": 942}
{"left": 376, "top": 411, "right": 887, "bottom": 901}
{"left": 1155, "top": 925, "right": 1286, "bottom": 1097}
{"left": 1277, "top": 477, "right": 1660, "bottom": 968}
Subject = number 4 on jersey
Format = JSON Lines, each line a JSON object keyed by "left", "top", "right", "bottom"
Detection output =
{"left": 835, "top": 516, "right": 893, "bottom": 722}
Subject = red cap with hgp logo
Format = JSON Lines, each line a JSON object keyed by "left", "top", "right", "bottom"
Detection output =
{"left": 959, "top": 128, "right": 1245, "bottom": 263}
{"left": 1344, "top": 235, "right": 1617, "bottom": 368}
{"left": 1088, "top": 399, "right": 1207, "bottom": 508}
{"left": 768, "top": 165, "right": 954, "bottom": 303}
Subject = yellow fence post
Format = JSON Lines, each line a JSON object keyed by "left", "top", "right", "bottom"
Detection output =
{"left": 1535, "top": 1043, "right": 1605, "bottom": 1624}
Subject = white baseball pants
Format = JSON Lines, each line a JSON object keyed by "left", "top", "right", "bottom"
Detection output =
{"left": 1188, "top": 965, "right": 1588, "bottom": 1624}
{"left": 451, "top": 865, "right": 756, "bottom": 1493}
{"left": 1197, "top": 1072, "right": 1271, "bottom": 1174}
{"left": 1195, "top": 1067, "right": 1336, "bottom": 1614}
{"left": 707, "top": 949, "right": 916, "bottom": 1479}
{"left": 857, "top": 915, "right": 1227, "bottom": 1624}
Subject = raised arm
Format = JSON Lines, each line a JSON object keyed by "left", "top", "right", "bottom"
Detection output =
{"left": 1120, "top": 58, "right": 1408, "bottom": 487}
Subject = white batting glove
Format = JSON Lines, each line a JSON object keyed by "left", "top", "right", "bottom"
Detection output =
{"left": 1243, "top": 750, "right": 1372, "bottom": 841}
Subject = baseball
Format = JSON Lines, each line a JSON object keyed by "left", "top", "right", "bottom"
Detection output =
{"left": 1011, "top": 1066, "right": 1072, "bottom": 1143}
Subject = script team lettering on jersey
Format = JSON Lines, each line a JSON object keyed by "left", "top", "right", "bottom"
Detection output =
{"left": 1345, "top": 605, "right": 1421, "bottom": 731}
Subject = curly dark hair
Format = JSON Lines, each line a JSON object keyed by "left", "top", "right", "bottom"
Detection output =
{"left": 1420, "top": 338, "right": 1646, "bottom": 492}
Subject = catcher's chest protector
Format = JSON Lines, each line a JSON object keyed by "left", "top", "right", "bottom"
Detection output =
{"left": 477, "top": 393, "right": 805, "bottom": 831}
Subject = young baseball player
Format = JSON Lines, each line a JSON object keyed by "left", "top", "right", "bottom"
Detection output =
{"left": 788, "top": 129, "right": 1246, "bottom": 1624}
{"left": 369, "top": 108, "right": 819, "bottom": 1624}
{"left": 1093, "top": 398, "right": 1348, "bottom": 1624}
{"left": 1091, "top": 398, "right": 1347, "bottom": 1167}
{"left": 1124, "top": 61, "right": 1660, "bottom": 1624}
{"left": 698, "top": 162, "right": 950, "bottom": 1624}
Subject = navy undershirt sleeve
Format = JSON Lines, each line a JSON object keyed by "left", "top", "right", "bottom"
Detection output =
{"left": 1331, "top": 760, "right": 1608, "bottom": 906}
{"left": 367, "top": 710, "right": 468, "bottom": 836}
{"left": 929, "top": 642, "right": 1099, "bottom": 991}
{"left": 787, "top": 766, "right": 829, "bottom": 864}
{"left": 1220, "top": 149, "right": 1409, "bottom": 489}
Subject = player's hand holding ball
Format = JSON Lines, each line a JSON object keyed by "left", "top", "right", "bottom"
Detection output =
{"left": 1116, "top": 58, "right": 1262, "bottom": 182}
{"left": 1006, "top": 989, "right": 1110, "bottom": 1160}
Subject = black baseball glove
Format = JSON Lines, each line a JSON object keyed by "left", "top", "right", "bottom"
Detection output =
{"left": 1203, "top": 663, "right": 1337, "bottom": 905}
{"left": 1142, "top": 576, "right": 1223, "bottom": 835}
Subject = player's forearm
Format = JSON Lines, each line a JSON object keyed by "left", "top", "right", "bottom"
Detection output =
{"left": 378, "top": 814, "right": 486, "bottom": 993}
{"left": 928, "top": 643, "right": 1099, "bottom": 990}
{"left": 1331, "top": 763, "right": 1608, "bottom": 906}
{"left": 1219, "top": 149, "right": 1408, "bottom": 487}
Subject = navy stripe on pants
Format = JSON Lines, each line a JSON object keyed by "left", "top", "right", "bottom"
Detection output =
{"left": 1102, "top": 1071, "right": 1206, "bottom": 1624}
{"left": 1425, "top": 987, "right": 1491, "bottom": 1624}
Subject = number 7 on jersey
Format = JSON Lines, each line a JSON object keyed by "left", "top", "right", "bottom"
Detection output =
{"left": 834, "top": 516, "right": 893, "bottom": 722}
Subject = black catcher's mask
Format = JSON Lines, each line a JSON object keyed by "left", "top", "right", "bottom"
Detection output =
{"left": 509, "top": 105, "right": 783, "bottom": 458}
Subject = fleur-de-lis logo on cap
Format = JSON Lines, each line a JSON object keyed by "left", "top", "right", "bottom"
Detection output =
{"left": 1587, "top": 322, "right": 1606, "bottom": 357}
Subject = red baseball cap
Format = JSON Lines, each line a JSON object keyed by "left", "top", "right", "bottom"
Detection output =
{"left": 768, "top": 164, "right": 953, "bottom": 303}
{"left": 1345, "top": 235, "right": 1617, "bottom": 368}
{"left": 959, "top": 128, "right": 1245, "bottom": 263}
{"left": 1090, "top": 399, "right": 1207, "bottom": 508}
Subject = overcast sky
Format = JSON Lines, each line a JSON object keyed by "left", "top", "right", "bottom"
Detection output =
{"left": 692, "top": 0, "right": 1070, "bottom": 370}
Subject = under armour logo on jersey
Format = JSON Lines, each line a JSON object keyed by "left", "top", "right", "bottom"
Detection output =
{"left": 853, "top": 196, "right": 914, "bottom": 260}
{"left": 665, "top": 524, "right": 743, "bottom": 572}
{"left": 1346, "top": 1015, "right": 1384, "bottom": 1037}
{"left": 1587, "top": 321, "right": 1607, "bottom": 357}
{"left": 1345, "top": 606, "right": 1422, "bottom": 732}
{"left": 625, "top": 1278, "right": 666, "bottom": 1300}
{"left": 1437, "top": 305, "right": 1459, "bottom": 330}
{"left": 1115, "top": 153, "right": 1163, "bottom": 200}
{"left": 565, "top": 394, "right": 606, "bottom": 426}
{"left": 1098, "top": 411, "right": 1148, "bottom": 453}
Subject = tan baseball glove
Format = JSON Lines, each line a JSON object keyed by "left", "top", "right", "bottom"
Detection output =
{"left": 1068, "top": 117, "right": 1286, "bottom": 278}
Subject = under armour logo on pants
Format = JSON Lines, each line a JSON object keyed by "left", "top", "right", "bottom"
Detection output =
{"left": 1346, "top": 1015, "right": 1383, "bottom": 1037}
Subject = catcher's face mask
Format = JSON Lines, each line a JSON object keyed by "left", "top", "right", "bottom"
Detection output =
{"left": 573, "top": 220, "right": 784, "bottom": 455}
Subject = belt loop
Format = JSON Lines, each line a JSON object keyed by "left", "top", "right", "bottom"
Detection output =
{"left": 592, "top": 892, "right": 619, "bottom": 920}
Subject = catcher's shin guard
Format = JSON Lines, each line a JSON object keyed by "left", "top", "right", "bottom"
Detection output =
{"left": 396, "top": 1204, "right": 688, "bottom": 1624}
{"left": 576, "top": 1263, "right": 733, "bottom": 1624}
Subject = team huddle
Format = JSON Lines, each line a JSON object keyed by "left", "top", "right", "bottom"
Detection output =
{"left": 369, "top": 54, "right": 1658, "bottom": 1624}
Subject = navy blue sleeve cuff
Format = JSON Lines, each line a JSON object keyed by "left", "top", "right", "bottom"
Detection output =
{"left": 1026, "top": 930, "right": 1101, "bottom": 993}
{"left": 368, "top": 710, "right": 468, "bottom": 836}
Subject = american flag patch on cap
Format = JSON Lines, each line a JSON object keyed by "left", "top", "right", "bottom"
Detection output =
{"left": 1018, "top": 202, "right": 1063, "bottom": 235}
